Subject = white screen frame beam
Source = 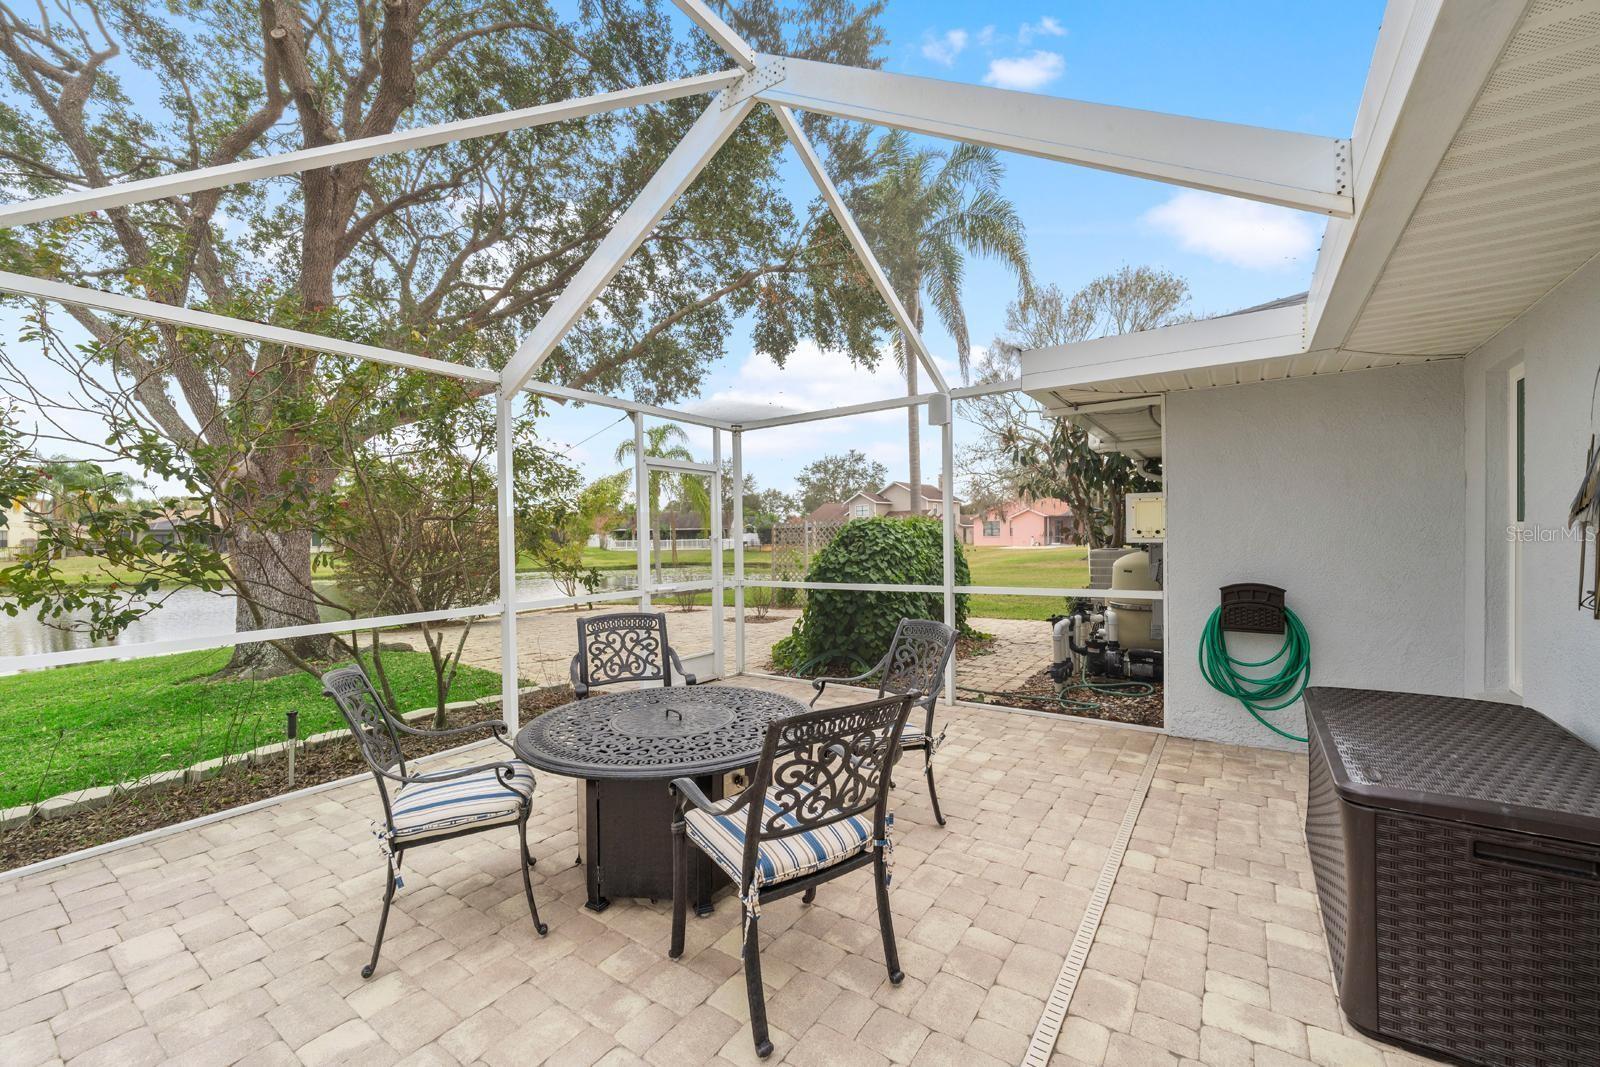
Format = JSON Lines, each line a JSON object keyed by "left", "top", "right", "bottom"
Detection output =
{"left": 0, "top": 72, "right": 742, "bottom": 231}
{"left": 772, "top": 103, "right": 949, "bottom": 394}
{"left": 758, "top": 56, "right": 1353, "bottom": 217}
{"left": 0, "top": 270, "right": 498, "bottom": 384}
{"left": 502, "top": 95, "right": 757, "bottom": 394}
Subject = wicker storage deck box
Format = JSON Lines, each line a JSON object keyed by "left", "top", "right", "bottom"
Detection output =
{"left": 1303, "top": 687, "right": 1600, "bottom": 1067}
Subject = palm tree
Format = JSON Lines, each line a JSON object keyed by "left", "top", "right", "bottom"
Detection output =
{"left": 861, "top": 132, "right": 1033, "bottom": 509}
{"left": 615, "top": 425, "right": 705, "bottom": 580}
{"left": 38, "top": 457, "right": 139, "bottom": 522}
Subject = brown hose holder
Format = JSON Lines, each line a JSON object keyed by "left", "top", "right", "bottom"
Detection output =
{"left": 1219, "top": 583, "right": 1287, "bottom": 635}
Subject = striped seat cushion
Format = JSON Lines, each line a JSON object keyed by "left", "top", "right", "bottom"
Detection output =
{"left": 684, "top": 786, "right": 876, "bottom": 889}
{"left": 389, "top": 765, "right": 534, "bottom": 844}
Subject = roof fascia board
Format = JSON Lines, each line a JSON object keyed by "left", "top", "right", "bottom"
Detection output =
{"left": 1305, "top": 0, "right": 1533, "bottom": 351}
{"left": 757, "top": 56, "right": 1353, "bottom": 217}
{"left": 1019, "top": 303, "right": 1309, "bottom": 393}
{"left": 0, "top": 72, "right": 741, "bottom": 231}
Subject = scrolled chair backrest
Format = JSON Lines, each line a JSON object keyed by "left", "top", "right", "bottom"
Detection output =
{"left": 576, "top": 611, "right": 672, "bottom": 690}
{"left": 322, "top": 664, "right": 407, "bottom": 782}
{"left": 879, "top": 619, "right": 957, "bottom": 709}
{"left": 741, "top": 695, "right": 915, "bottom": 868}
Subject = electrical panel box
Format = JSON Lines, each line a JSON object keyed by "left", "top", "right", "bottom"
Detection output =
{"left": 1125, "top": 492, "right": 1166, "bottom": 542}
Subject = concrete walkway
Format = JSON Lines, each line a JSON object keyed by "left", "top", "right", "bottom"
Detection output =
{"left": 404, "top": 609, "right": 1056, "bottom": 696}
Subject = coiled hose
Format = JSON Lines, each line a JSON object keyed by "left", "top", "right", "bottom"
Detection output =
{"left": 1198, "top": 605, "right": 1311, "bottom": 743}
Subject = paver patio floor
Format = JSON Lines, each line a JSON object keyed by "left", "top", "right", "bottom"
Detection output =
{"left": 0, "top": 676, "right": 1444, "bottom": 1066}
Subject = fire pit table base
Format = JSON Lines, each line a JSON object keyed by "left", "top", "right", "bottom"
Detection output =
{"left": 579, "top": 773, "right": 735, "bottom": 913}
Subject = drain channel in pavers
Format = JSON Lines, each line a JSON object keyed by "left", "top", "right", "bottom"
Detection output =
{"left": 1022, "top": 733, "right": 1168, "bottom": 1066}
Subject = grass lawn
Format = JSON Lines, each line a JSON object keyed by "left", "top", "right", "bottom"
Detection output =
{"left": 965, "top": 546, "right": 1090, "bottom": 620}
{"left": 0, "top": 648, "right": 501, "bottom": 809}
{"left": 634, "top": 545, "right": 1091, "bottom": 621}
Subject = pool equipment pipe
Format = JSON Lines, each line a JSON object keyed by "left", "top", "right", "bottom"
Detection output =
{"left": 1049, "top": 548, "right": 1165, "bottom": 684}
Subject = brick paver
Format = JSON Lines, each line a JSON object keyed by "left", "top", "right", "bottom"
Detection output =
{"left": 0, "top": 677, "right": 1444, "bottom": 1066}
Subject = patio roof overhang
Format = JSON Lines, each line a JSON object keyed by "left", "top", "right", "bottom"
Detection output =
{"left": 1021, "top": 0, "right": 1600, "bottom": 450}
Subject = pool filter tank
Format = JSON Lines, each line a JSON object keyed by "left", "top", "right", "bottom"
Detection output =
{"left": 1050, "top": 546, "right": 1165, "bottom": 683}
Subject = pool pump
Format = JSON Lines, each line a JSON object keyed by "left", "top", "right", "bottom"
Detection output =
{"left": 1049, "top": 547, "right": 1165, "bottom": 684}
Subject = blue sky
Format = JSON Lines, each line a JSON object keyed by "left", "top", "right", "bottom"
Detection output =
{"left": 538, "top": 0, "right": 1389, "bottom": 498}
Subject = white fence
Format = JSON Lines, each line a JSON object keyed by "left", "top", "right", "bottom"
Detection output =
{"left": 604, "top": 536, "right": 714, "bottom": 552}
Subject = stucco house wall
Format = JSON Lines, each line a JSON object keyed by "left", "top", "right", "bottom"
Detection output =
{"left": 1164, "top": 360, "right": 1466, "bottom": 750}
{"left": 970, "top": 499, "right": 1073, "bottom": 547}
{"left": 0, "top": 501, "right": 44, "bottom": 557}
{"left": 1462, "top": 255, "right": 1600, "bottom": 748}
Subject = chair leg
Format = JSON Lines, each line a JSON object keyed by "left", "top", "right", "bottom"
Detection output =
{"left": 670, "top": 818, "right": 688, "bottom": 959}
{"left": 517, "top": 821, "right": 549, "bottom": 937}
{"left": 801, "top": 886, "right": 816, "bottom": 905}
{"left": 742, "top": 910, "right": 773, "bottom": 1058}
{"left": 873, "top": 851, "right": 903, "bottom": 984}
{"left": 362, "top": 857, "right": 398, "bottom": 980}
{"left": 924, "top": 749, "right": 946, "bottom": 827}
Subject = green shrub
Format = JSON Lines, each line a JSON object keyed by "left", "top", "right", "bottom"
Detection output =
{"left": 771, "top": 517, "right": 971, "bottom": 675}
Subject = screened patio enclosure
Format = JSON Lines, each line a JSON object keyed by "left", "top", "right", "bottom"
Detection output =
{"left": 0, "top": 0, "right": 1350, "bottom": 721}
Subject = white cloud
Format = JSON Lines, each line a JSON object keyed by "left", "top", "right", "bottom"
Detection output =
{"left": 1143, "top": 190, "right": 1320, "bottom": 271}
{"left": 920, "top": 28, "right": 968, "bottom": 66}
{"left": 695, "top": 341, "right": 960, "bottom": 463}
{"left": 975, "top": 25, "right": 997, "bottom": 48}
{"left": 1019, "top": 16, "right": 1066, "bottom": 44}
{"left": 983, "top": 51, "right": 1065, "bottom": 91}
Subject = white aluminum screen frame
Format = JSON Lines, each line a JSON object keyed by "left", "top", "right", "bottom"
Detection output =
{"left": 0, "top": 1, "right": 1317, "bottom": 721}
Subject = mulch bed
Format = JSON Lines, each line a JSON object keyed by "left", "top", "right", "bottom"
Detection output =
{"left": 0, "top": 686, "right": 572, "bottom": 873}
{"left": 956, "top": 632, "right": 996, "bottom": 659}
{"left": 960, "top": 667, "right": 1163, "bottom": 729}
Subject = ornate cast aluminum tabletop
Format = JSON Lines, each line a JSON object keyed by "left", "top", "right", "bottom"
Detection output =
{"left": 513, "top": 685, "right": 805, "bottom": 781}
{"left": 512, "top": 685, "right": 805, "bottom": 911}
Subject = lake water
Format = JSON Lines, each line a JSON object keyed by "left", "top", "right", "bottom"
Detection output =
{"left": 0, "top": 568, "right": 708, "bottom": 660}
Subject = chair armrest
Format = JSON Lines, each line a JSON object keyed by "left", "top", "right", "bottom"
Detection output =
{"left": 390, "top": 715, "right": 508, "bottom": 740}
{"left": 666, "top": 645, "right": 697, "bottom": 686}
{"left": 372, "top": 760, "right": 525, "bottom": 789}
{"left": 569, "top": 655, "right": 589, "bottom": 699}
{"left": 809, "top": 657, "right": 886, "bottom": 706}
{"left": 669, "top": 776, "right": 745, "bottom": 817}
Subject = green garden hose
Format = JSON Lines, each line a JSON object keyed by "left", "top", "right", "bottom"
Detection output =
{"left": 1198, "top": 605, "right": 1311, "bottom": 743}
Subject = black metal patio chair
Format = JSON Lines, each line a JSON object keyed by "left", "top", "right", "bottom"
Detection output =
{"left": 569, "top": 610, "right": 698, "bottom": 699}
{"left": 669, "top": 693, "right": 917, "bottom": 1059}
{"left": 321, "top": 664, "right": 548, "bottom": 980}
{"left": 810, "top": 618, "right": 958, "bottom": 825}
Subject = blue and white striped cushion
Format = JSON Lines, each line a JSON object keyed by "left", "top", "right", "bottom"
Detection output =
{"left": 389, "top": 765, "right": 534, "bottom": 843}
{"left": 684, "top": 785, "right": 876, "bottom": 889}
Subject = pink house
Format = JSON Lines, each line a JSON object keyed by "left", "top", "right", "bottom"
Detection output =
{"left": 968, "top": 498, "right": 1075, "bottom": 547}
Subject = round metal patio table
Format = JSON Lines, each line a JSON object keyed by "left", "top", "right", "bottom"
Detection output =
{"left": 512, "top": 685, "right": 804, "bottom": 912}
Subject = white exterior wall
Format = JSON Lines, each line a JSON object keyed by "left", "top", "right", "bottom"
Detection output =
{"left": 1463, "top": 255, "right": 1600, "bottom": 747}
{"left": 1164, "top": 360, "right": 1466, "bottom": 749}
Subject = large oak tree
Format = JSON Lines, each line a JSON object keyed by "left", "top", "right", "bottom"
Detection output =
{"left": 0, "top": 0, "right": 892, "bottom": 671}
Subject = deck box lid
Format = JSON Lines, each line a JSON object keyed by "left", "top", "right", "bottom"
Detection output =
{"left": 1303, "top": 687, "right": 1600, "bottom": 844}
